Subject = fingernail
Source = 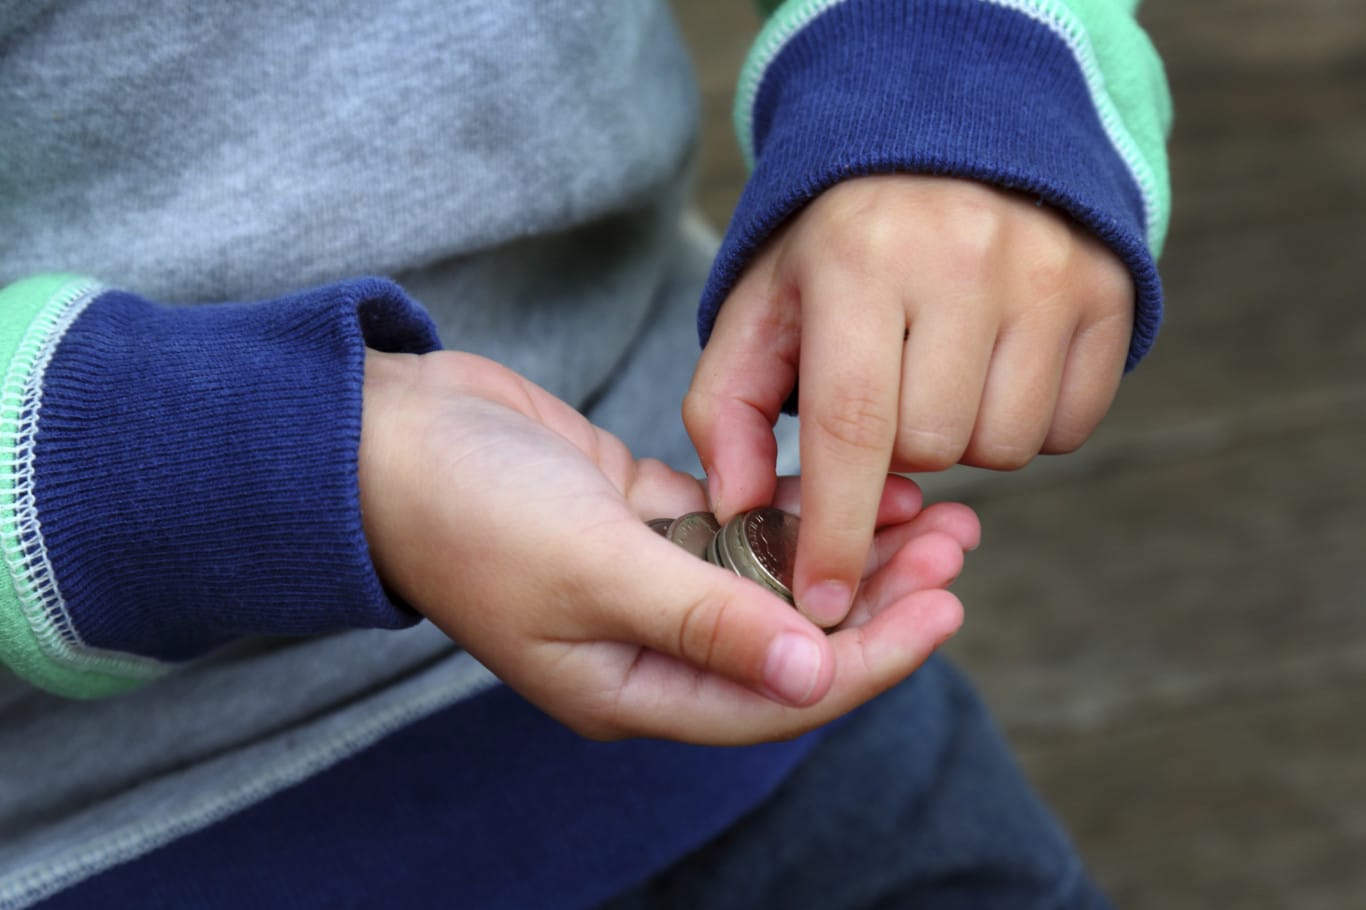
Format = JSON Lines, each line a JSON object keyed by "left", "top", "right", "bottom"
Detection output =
{"left": 800, "top": 581, "right": 852, "bottom": 627}
{"left": 762, "top": 632, "right": 822, "bottom": 706}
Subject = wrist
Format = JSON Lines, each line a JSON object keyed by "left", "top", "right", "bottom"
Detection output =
{"left": 358, "top": 349, "right": 424, "bottom": 595}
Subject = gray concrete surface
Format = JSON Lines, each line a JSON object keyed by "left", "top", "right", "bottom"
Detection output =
{"left": 673, "top": 2, "right": 1366, "bottom": 906}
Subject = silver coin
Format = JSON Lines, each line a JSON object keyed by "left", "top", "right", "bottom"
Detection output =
{"left": 647, "top": 518, "right": 673, "bottom": 537}
{"left": 704, "top": 529, "right": 719, "bottom": 565}
{"left": 667, "top": 512, "right": 721, "bottom": 559}
{"left": 711, "top": 509, "right": 796, "bottom": 606}
{"left": 710, "top": 518, "right": 739, "bottom": 573}
{"left": 720, "top": 513, "right": 756, "bottom": 578}
{"left": 739, "top": 508, "right": 798, "bottom": 601}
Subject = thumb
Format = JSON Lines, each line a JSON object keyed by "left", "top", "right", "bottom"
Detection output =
{"left": 591, "top": 527, "right": 835, "bottom": 707}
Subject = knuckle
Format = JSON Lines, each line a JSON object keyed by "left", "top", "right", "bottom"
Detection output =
{"left": 804, "top": 192, "right": 903, "bottom": 278}
{"left": 936, "top": 199, "right": 1007, "bottom": 279}
{"left": 1043, "top": 425, "right": 1088, "bottom": 455}
{"left": 895, "top": 426, "right": 966, "bottom": 472}
{"left": 1022, "top": 225, "right": 1077, "bottom": 300}
{"left": 681, "top": 386, "right": 714, "bottom": 436}
{"left": 948, "top": 195, "right": 1006, "bottom": 244}
{"left": 975, "top": 442, "right": 1036, "bottom": 470}
{"left": 823, "top": 221, "right": 899, "bottom": 279}
{"left": 966, "top": 408, "right": 1050, "bottom": 470}
{"left": 675, "top": 584, "right": 730, "bottom": 672}
{"left": 814, "top": 393, "right": 896, "bottom": 458}
{"left": 1045, "top": 406, "right": 1102, "bottom": 454}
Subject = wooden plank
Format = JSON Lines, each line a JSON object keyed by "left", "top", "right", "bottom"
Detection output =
{"left": 1017, "top": 681, "right": 1366, "bottom": 910}
{"left": 944, "top": 420, "right": 1366, "bottom": 731}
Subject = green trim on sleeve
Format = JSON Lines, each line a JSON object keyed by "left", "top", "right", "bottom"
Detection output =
{"left": 735, "top": 0, "right": 1173, "bottom": 256}
{"left": 1062, "top": 0, "right": 1173, "bottom": 255}
{"left": 734, "top": 0, "right": 837, "bottom": 170}
{"left": 0, "top": 275, "right": 166, "bottom": 698}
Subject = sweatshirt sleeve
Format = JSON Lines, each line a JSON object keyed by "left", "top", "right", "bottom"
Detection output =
{"left": 709, "top": 0, "right": 1173, "bottom": 370}
{"left": 0, "top": 274, "right": 441, "bottom": 698}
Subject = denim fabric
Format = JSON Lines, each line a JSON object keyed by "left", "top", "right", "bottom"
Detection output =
{"left": 603, "top": 656, "right": 1113, "bottom": 910}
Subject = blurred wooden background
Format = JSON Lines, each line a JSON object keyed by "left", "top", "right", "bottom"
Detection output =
{"left": 673, "top": 2, "right": 1366, "bottom": 907}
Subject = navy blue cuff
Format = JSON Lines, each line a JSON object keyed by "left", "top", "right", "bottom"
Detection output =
{"left": 700, "top": 0, "right": 1163, "bottom": 376}
{"left": 33, "top": 277, "right": 440, "bottom": 662}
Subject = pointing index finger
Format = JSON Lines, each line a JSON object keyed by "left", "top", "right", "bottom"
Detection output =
{"left": 793, "top": 264, "right": 905, "bottom": 627}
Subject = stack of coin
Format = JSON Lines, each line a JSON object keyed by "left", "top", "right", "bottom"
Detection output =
{"left": 648, "top": 508, "right": 799, "bottom": 607}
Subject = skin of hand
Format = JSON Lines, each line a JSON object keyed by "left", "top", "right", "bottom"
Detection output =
{"left": 685, "top": 174, "right": 1134, "bottom": 629}
{"left": 358, "top": 348, "right": 980, "bottom": 746}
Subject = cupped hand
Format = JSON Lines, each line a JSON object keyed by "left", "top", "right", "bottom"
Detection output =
{"left": 685, "top": 174, "right": 1132, "bottom": 628}
{"left": 358, "top": 349, "right": 977, "bottom": 745}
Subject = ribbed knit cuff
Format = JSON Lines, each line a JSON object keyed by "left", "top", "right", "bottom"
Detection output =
{"left": 1, "top": 276, "right": 440, "bottom": 696}
{"left": 701, "top": 0, "right": 1166, "bottom": 373}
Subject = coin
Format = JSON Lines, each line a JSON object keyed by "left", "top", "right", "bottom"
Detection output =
{"left": 709, "top": 518, "right": 738, "bottom": 573}
{"left": 719, "top": 512, "right": 755, "bottom": 578}
{"left": 666, "top": 512, "right": 721, "bottom": 560}
{"left": 705, "top": 525, "right": 725, "bottom": 568}
{"left": 739, "top": 507, "right": 798, "bottom": 601}
{"left": 644, "top": 509, "right": 799, "bottom": 608}
{"left": 710, "top": 508, "right": 798, "bottom": 605}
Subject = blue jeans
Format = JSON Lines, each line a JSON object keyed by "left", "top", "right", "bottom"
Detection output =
{"left": 602, "top": 656, "right": 1112, "bottom": 910}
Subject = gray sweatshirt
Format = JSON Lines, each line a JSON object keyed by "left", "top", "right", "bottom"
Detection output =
{"left": 0, "top": 1, "right": 719, "bottom": 901}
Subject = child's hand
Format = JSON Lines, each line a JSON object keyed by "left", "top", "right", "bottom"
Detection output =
{"left": 358, "top": 349, "right": 977, "bottom": 745}
{"left": 685, "top": 175, "right": 1133, "bottom": 628}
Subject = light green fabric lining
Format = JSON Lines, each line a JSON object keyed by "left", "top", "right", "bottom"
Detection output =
{"left": 1064, "top": 0, "right": 1172, "bottom": 254}
{"left": 0, "top": 275, "right": 155, "bottom": 698}
{"left": 739, "top": 0, "right": 1173, "bottom": 256}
